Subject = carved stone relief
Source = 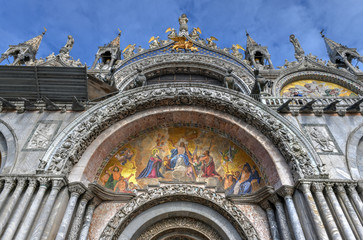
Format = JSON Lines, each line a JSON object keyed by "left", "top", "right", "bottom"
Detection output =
{"left": 302, "top": 124, "right": 342, "bottom": 155}
{"left": 23, "top": 120, "right": 62, "bottom": 151}
{"left": 137, "top": 217, "right": 223, "bottom": 240}
{"left": 99, "top": 185, "right": 259, "bottom": 240}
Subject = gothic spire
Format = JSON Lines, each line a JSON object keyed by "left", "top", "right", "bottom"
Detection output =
{"left": 107, "top": 29, "right": 121, "bottom": 48}
{"left": 246, "top": 31, "right": 258, "bottom": 48}
{"left": 22, "top": 28, "right": 47, "bottom": 53}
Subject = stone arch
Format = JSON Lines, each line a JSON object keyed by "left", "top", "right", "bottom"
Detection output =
{"left": 273, "top": 69, "right": 363, "bottom": 97}
{"left": 0, "top": 119, "right": 17, "bottom": 173}
{"left": 68, "top": 106, "right": 291, "bottom": 187}
{"left": 99, "top": 185, "right": 259, "bottom": 240}
{"left": 40, "top": 84, "right": 321, "bottom": 181}
{"left": 112, "top": 53, "right": 255, "bottom": 94}
{"left": 346, "top": 123, "right": 363, "bottom": 180}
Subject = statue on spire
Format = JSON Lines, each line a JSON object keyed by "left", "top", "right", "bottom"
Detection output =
{"left": 289, "top": 34, "right": 305, "bottom": 62}
{"left": 59, "top": 35, "right": 74, "bottom": 54}
{"left": 179, "top": 13, "right": 189, "bottom": 34}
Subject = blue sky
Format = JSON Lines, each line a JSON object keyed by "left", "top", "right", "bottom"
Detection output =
{"left": 1, "top": 0, "right": 363, "bottom": 67}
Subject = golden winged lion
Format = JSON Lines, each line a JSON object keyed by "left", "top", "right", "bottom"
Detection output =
{"left": 170, "top": 36, "right": 198, "bottom": 52}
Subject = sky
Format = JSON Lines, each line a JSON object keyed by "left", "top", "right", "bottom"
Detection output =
{"left": 0, "top": 0, "right": 363, "bottom": 68}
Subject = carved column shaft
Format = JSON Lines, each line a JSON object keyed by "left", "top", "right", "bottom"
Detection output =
{"left": 68, "top": 192, "right": 93, "bottom": 240}
{"left": 2, "top": 178, "right": 38, "bottom": 240}
{"left": 29, "top": 179, "right": 64, "bottom": 240}
{"left": 261, "top": 201, "right": 280, "bottom": 240}
{"left": 79, "top": 198, "right": 100, "bottom": 240}
{"left": 325, "top": 183, "right": 355, "bottom": 240}
{"left": 347, "top": 184, "right": 363, "bottom": 221}
{"left": 299, "top": 183, "right": 329, "bottom": 240}
{"left": 55, "top": 183, "right": 86, "bottom": 240}
{"left": 269, "top": 195, "right": 291, "bottom": 240}
{"left": 311, "top": 183, "right": 342, "bottom": 240}
{"left": 0, "top": 178, "right": 15, "bottom": 211}
{"left": 0, "top": 178, "right": 26, "bottom": 235}
{"left": 16, "top": 178, "right": 49, "bottom": 240}
{"left": 336, "top": 184, "right": 363, "bottom": 239}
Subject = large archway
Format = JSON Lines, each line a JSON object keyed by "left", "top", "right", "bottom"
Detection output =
{"left": 40, "top": 84, "right": 321, "bottom": 182}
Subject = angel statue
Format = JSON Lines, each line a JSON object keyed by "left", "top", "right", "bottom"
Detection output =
{"left": 190, "top": 27, "right": 201, "bottom": 40}
{"left": 149, "top": 36, "right": 160, "bottom": 49}
{"left": 166, "top": 28, "right": 177, "bottom": 39}
{"left": 123, "top": 44, "right": 136, "bottom": 59}
{"left": 206, "top": 36, "right": 218, "bottom": 49}
{"left": 289, "top": 34, "right": 305, "bottom": 61}
{"left": 231, "top": 44, "right": 244, "bottom": 59}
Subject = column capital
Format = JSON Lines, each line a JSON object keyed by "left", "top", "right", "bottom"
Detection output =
{"left": 38, "top": 177, "right": 51, "bottom": 187}
{"left": 311, "top": 182, "right": 324, "bottom": 193}
{"left": 334, "top": 183, "right": 346, "bottom": 194}
{"left": 268, "top": 194, "right": 281, "bottom": 204}
{"left": 260, "top": 200, "right": 272, "bottom": 210}
{"left": 90, "top": 196, "right": 102, "bottom": 207}
{"left": 277, "top": 185, "right": 295, "bottom": 198}
{"left": 68, "top": 182, "right": 86, "bottom": 197}
{"left": 52, "top": 179, "right": 65, "bottom": 190}
{"left": 27, "top": 178, "right": 39, "bottom": 188}
{"left": 81, "top": 191, "right": 94, "bottom": 202}
{"left": 3, "top": 177, "right": 16, "bottom": 190}
{"left": 16, "top": 177, "right": 27, "bottom": 187}
{"left": 324, "top": 182, "right": 334, "bottom": 193}
{"left": 298, "top": 182, "right": 311, "bottom": 193}
{"left": 346, "top": 183, "right": 358, "bottom": 195}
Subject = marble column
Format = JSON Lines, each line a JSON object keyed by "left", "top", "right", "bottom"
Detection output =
{"left": 79, "top": 197, "right": 101, "bottom": 240}
{"left": 68, "top": 191, "right": 94, "bottom": 240}
{"left": 260, "top": 200, "right": 280, "bottom": 240}
{"left": 0, "top": 178, "right": 27, "bottom": 235}
{"left": 299, "top": 182, "right": 329, "bottom": 240}
{"left": 324, "top": 183, "right": 355, "bottom": 240}
{"left": 336, "top": 183, "right": 363, "bottom": 239}
{"left": 268, "top": 194, "right": 291, "bottom": 240}
{"left": 55, "top": 182, "right": 86, "bottom": 240}
{"left": 16, "top": 177, "right": 50, "bottom": 240}
{"left": 0, "top": 179, "right": 4, "bottom": 193}
{"left": 0, "top": 177, "right": 16, "bottom": 211}
{"left": 357, "top": 182, "right": 363, "bottom": 201}
{"left": 311, "top": 183, "right": 342, "bottom": 240}
{"left": 2, "top": 178, "right": 39, "bottom": 240}
{"left": 277, "top": 186, "right": 305, "bottom": 240}
{"left": 29, "top": 178, "right": 64, "bottom": 240}
{"left": 347, "top": 183, "right": 363, "bottom": 221}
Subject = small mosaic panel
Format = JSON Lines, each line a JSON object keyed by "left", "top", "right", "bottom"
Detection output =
{"left": 23, "top": 120, "right": 62, "bottom": 151}
{"left": 97, "top": 127, "right": 266, "bottom": 196}
{"left": 281, "top": 80, "right": 357, "bottom": 97}
{"left": 302, "top": 124, "right": 342, "bottom": 155}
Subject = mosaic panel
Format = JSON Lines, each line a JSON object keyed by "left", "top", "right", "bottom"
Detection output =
{"left": 281, "top": 80, "right": 357, "bottom": 97}
{"left": 97, "top": 127, "right": 266, "bottom": 196}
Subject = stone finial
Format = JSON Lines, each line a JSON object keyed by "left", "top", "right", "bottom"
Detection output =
{"left": 277, "top": 185, "right": 295, "bottom": 198}
{"left": 311, "top": 182, "right": 324, "bottom": 193}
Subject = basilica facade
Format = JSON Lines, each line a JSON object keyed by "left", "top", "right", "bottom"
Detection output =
{"left": 0, "top": 14, "right": 363, "bottom": 240}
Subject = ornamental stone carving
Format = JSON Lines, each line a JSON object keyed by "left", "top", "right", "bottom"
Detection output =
{"left": 113, "top": 53, "right": 254, "bottom": 92}
{"left": 41, "top": 84, "right": 320, "bottom": 181}
{"left": 99, "top": 185, "right": 259, "bottom": 240}
{"left": 68, "top": 182, "right": 87, "bottom": 196}
{"left": 137, "top": 217, "right": 223, "bottom": 240}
